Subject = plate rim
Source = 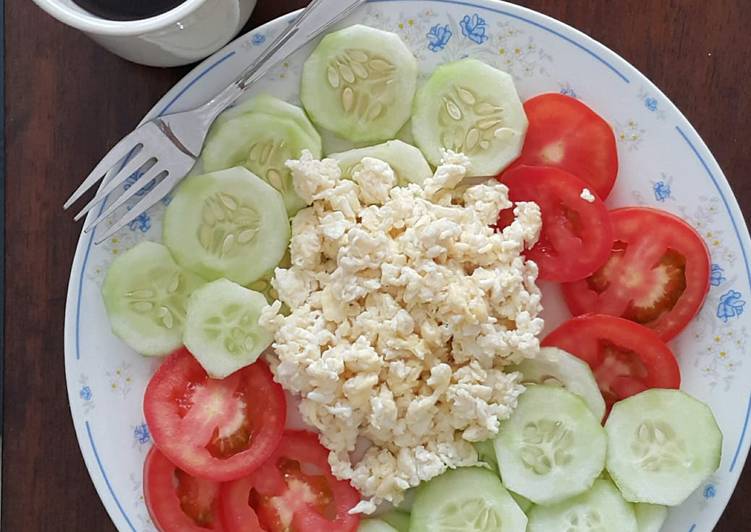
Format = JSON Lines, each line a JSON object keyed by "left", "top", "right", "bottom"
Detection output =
{"left": 63, "top": 1, "right": 751, "bottom": 530}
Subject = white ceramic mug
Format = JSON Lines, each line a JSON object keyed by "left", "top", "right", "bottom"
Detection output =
{"left": 33, "top": 0, "right": 258, "bottom": 67}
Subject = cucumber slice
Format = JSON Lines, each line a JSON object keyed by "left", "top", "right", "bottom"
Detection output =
{"left": 201, "top": 112, "right": 320, "bottom": 215}
{"left": 528, "top": 479, "right": 638, "bottom": 532}
{"left": 359, "top": 520, "right": 398, "bottom": 532}
{"left": 410, "top": 467, "right": 527, "bottom": 532}
{"left": 495, "top": 385, "right": 606, "bottom": 505}
{"left": 301, "top": 25, "right": 418, "bottom": 143}
{"left": 329, "top": 140, "right": 433, "bottom": 186}
{"left": 102, "top": 241, "right": 205, "bottom": 356}
{"left": 202, "top": 112, "right": 320, "bottom": 173}
{"left": 412, "top": 59, "right": 528, "bottom": 176}
{"left": 635, "top": 503, "right": 667, "bottom": 532}
{"left": 381, "top": 510, "right": 410, "bottom": 532}
{"left": 605, "top": 389, "right": 722, "bottom": 506}
{"left": 510, "top": 347, "right": 606, "bottom": 421}
{"left": 163, "top": 167, "right": 290, "bottom": 286}
{"left": 215, "top": 93, "right": 321, "bottom": 146}
{"left": 183, "top": 279, "right": 272, "bottom": 378}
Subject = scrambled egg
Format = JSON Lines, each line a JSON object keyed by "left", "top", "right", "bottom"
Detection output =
{"left": 580, "top": 187, "right": 596, "bottom": 203}
{"left": 260, "top": 150, "right": 544, "bottom": 513}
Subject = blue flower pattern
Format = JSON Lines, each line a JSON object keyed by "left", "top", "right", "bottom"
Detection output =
{"left": 123, "top": 171, "right": 157, "bottom": 197}
{"left": 717, "top": 290, "right": 746, "bottom": 322}
{"left": 560, "top": 85, "right": 577, "bottom": 98}
{"left": 704, "top": 484, "right": 717, "bottom": 499}
{"left": 711, "top": 264, "right": 727, "bottom": 287}
{"left": 426, "top": 24, "right": 452, "bottom": 52}
{"left": 653, "top": 180, "right": 671, "bottom": 202}
{"left": 80, "top": 385, "right": 92, "bottom": 401}
{"left": 460, "top": 14, "right": 489, "bottom": 44}
{"left": 252, "top": 33, "right": 266, "bottom": 46}
{"left": 645, "top": 97, "right": 658, "bottom": 112}
{"left": 134, "top": 423, "right": 151, "bottom": 445}
{"left": 128, "top": 212, "right": 151, "bottom": 233}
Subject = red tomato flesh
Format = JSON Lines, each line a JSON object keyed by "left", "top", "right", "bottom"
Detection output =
{"left": 542, "top": 314, "right": 681, "bottom": 410}
{"left": 144, "top": 348, "right": 286, "bottom": 482}
{"left": 499, "top": 165, "right": 613, "bottom": 282}
{"left": 144, "top": 447, "right": 225, "bottom": 531}
{"left": 562, "top": 207, "right": 711, "bottom": 340}
{"left": 510, "top": 93, "right": 618, "bottom": 198}
{"left": 221, "top": 430, "right": 361, "bottom": 532}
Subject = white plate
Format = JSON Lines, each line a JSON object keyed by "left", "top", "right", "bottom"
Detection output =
{"left": 64, "top": 2, "right": 751, "bottom": 530}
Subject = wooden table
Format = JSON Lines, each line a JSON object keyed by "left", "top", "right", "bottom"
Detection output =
{"left": 4, "top": 0, "right": 751, "bottom": 529}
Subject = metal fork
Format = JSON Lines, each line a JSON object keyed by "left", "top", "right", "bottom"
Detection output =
{"left": 64, "top": 0, "right": 368, "bottom": 244}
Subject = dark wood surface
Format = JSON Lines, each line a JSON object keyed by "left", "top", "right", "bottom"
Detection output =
{"left": 4, "top": 0, "right": 751, "bottom": 530}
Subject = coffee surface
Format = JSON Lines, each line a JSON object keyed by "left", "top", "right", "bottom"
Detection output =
{"left": 72, "top": 0, "right": 187, "bottom": 21}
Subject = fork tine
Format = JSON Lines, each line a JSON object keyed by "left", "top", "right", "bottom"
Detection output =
{"left": 73, "top": 150, "right": 154, "bottom": 222}
{"left": 94, "top": 171, "right": 183, "bottom": 245}
{"left": 63, "top": 135, "right": 144, "bottom": 210}
{"left": 84, "top": 163, "right": 167, "bottom": 233}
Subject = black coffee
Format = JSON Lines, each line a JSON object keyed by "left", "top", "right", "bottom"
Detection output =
{"left": 72, "top": 0, "right": 187, "bottom": 21}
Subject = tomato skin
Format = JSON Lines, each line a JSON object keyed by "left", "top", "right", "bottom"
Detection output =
{"left": 500, "top": 165, "right": 613, "bottom": 282}
{"left": 221, "top": 476, "right": 265, "bottom": 532}
{"left": 542, "top": 314, "right": 680, "bottom": 410}
{"left": 144, "top": 447, "right": 226, "bottom": 531}
{"left": 221, "top": 431, "right": 361, "bottom": 532}
{"left": 144, "top": 348, "right": 286, "bottom": 482}
{"left": 562, "top": 207, "right": 711, "bottom": 340}
{"left": 509, "top": 93, "right": 619, "bottom": 198}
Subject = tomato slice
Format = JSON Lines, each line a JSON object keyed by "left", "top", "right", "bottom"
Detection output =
{"left": 221, "top": 431, "right": 361, "bottom": 532}
{"left": 542, "top": 314, "right": 681, "bottom": 410}
{"left": 144, "top": 447, "right": 225, "bottom": 531}
{"left": 499, "top": 165, "right": 613, "bottom": 282}
{"left": 562, "top": 207, "right": 710, "bottom": 340}
{"left": 509, "top": 93, "right": 618, "bottom": 198}
{"left": 144, "top": 348, "right": 286, "bottom": 482}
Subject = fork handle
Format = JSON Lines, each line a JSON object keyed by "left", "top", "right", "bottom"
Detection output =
{"left": 198, "top": 0, "right": 368, "bottom": 124}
